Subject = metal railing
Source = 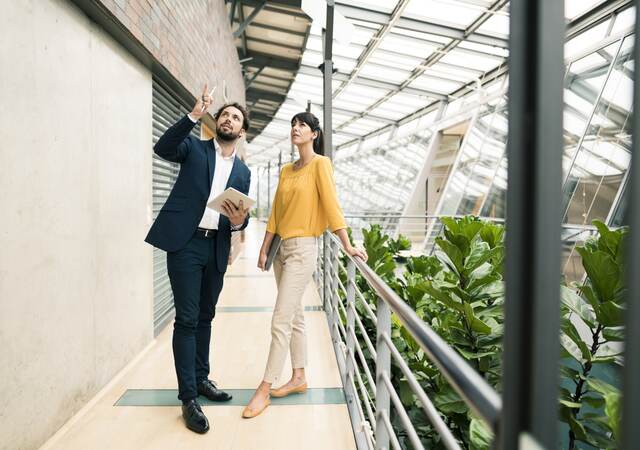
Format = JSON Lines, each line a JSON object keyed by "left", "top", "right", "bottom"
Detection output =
{"left": 316, "top": 231, "right": 502, "bottom": 450}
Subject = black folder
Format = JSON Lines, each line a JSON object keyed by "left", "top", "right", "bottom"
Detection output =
{"left": 264, "top": 234, "right": 282, "bottom": 271}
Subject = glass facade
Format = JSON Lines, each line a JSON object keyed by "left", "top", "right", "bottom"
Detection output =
{"left": 248, "top": 2, "right": 635, "bottom": 284}
{"left": 431, "top": 26, "right": 634, "bottom": 281}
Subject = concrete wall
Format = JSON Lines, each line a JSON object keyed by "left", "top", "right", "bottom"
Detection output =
{"left": 0, "top": 1, "right": 153, "bottom": 449}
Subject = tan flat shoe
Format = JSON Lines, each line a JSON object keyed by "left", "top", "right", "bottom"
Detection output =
{"left": 242, "top": 399, "right": 270, "bottom": 419}
{"left": 270, "top": 382, "right": 308, "bottom": 398}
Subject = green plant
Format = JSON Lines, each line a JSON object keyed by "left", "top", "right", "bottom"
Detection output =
{"left": 559, "top": 220, "right": 626, "bottom": 449}
{"left": 401, "top": 217, "right": 505, "bottom": 449}
{"left": 336, "top": 217, "right": 624, "bottom": 450}
{"left": 356, "top": 218, "right": 506, "bottom": 449}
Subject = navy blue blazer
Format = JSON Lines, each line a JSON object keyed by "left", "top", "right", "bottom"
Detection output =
{"left": 145, "top": 115, "right": 251, "bottom": 272}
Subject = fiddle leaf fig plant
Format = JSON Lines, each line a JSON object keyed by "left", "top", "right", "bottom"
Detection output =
{"left": 334, "top": 218, "right": 624, "bottom": 450}
{"left": 559, "top": 220, "right": 626, "bottom": 450}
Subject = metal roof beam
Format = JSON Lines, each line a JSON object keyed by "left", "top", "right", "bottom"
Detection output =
{"left": 240, "top": 0, "right": 302, "bottom": 8}
{"left": 335, "top": 2, "right": 509, "bottom": 49}
{"left": 228, "top": 0, "right": 238, "bottom": 24}
{"left": 233, "top": 0, "right": 267, "bottom": 38}
{"left": 246, "top": 66, "right": 265, "bottom": 89}
{"left": 238, "top": 0, "right": 248, "bottom": 56}
{"left": 246, "top": 89, "right": 287, "bottom": 103}
{"left": 246, "top": 35, "right": 303, "bottom": 52}
{"left": 232, "top": 19, "right": 307, "bottom": 37}
{"left": 331, "top": 106, "right": 397, "bottom": 124}
{"left": 298, "top": 64, "right": 446, "bottom": 100}
{"left": 240, "top": 0, "right": 308, "bottom": 18}
{"left": 566, "top": 0, "right": 633, "bottom": 40}
{"left": 245, "top": 52, "right": 300, "bottom": 71}
{"left": 334, "top": 0, "right": 508, "bottom": 135}
{"left": 333, "top": 0, "right": 412, "bottom": 98}
{"left": 250, "top": 111, "right": 278, "bottom": 123}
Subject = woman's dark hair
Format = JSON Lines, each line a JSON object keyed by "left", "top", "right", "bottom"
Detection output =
{"left": 291, "top": 112, "right": 324, "bottom": 155}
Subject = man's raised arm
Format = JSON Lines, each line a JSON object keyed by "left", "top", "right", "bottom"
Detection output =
{"left": 153, "top": 83, "right": 213, "bottom": 163}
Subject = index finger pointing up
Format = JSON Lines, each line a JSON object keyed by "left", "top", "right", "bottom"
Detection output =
{"left": 202, "top": 83, "right": 209, "bottom": 96}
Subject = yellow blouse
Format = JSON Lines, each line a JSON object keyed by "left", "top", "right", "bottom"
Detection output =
{"left": 266, "top": 156, "right": 347, "bottom": 239}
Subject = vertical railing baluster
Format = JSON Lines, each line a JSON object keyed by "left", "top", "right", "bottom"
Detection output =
{"left": 346, "top": 258, "right": 357, "bottom": 386}
{"left": 375, "top": 295, "right": 391, "bottom": 450}
{"left": 331, "top": 239, "right": 341, "bottom": 343}
{"left": 316, "top": 236, "right": 323, "bottom": 297}
{"left": 324, "top": 233, "right": 330, "bottom": 310}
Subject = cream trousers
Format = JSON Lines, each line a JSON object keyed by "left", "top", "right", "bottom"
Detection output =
{"left": 263, "top": 236, "right": 318, "bottom": 384}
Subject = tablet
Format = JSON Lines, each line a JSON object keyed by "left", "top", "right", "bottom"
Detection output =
{"left": 207, "top": 187, "right": 255, "bottom": 216}
{"left": 264, "top": 234, "right": 282, "bottom": 271}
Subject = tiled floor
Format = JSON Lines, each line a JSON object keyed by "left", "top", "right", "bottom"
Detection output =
{"left": 40, "top": 222, "right": 356, "bottom": 450}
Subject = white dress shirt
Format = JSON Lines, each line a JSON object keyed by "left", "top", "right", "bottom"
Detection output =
{"left": 199, "top": 140, "right": 236, "bottom": 230}
{"left": 187, "top": 114, "right": 242, "bottom": 231}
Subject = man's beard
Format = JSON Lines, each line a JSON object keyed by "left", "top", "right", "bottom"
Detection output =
{"left": 216, "top": 126, "right": 238, "bottom": 142}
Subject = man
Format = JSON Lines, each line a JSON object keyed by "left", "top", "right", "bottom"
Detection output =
{"left": 145, "top": 84, "right": 251, "bottom": 434}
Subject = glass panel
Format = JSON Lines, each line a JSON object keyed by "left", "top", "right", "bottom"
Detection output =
{"left": 359, "top": 64, "right": 412, "bottom": 84}
{"left": 561, "top": 228, "right": 598, "bottom": 283}
{"left": 457, "top": 40, "right": 509, "bottom": 58}
{"left": 480, "top": 156, "right": 507, "bottom": 218}
{"left": 565, "top": 0, "right": 607, "bottom": 20}
{"left": 404, "top": 0, "right": 482, "bottom": 28}
{"left": 609, "top": 178, "right": 629, "bottom": 227}
{"left": 438, "top": 99, "right": 507, "bottom": 215}
{"left": 368, "top": 48, "right": 423, "bottom": 71}
{"left": 409, "top": 74, "right": 464, "bottom": 94}
{"left": 455, "top": 108, "right": 508, "bottom": 215}
{"left": 562, "top": 42, "right": 618, "bottom": 172}
{"left": 565, "top": 20, "right": 611, "bottom": 60}
{"left": 563, "top": 36, "right": 633, "bottom": 226}
{"left": 345, "top": 0, "right": 399, "bottom": 13}
{"left": 339, "top": 83, "right": 388, "bottom": 99}
{"left": 349, "top": 23, "right": 380, "bottom": 45}
{"left": 439, "top": 48, "right": 503, "bottom": 72}
{"left": 610, "top": 6, "right": 636, "bottom": 35}
{"left": 334, "top": 97, "right": 379, "bottom": 111}
{"left": 424, "top": 63, "right": 479, "bottom": 84}
{"left": 475, "top": 8, "right": 509, "bottom": 37}
{"left": 367, "top": 107, "right": 408, "bottom": 121}
{"left": 378, "top": 34, "right": 439, "bottom": 59}
{"left": 391, "top": 27, "right": 453, "bottom": 45}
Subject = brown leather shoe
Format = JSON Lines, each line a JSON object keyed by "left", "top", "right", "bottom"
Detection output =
{"left": 270, "top": 382, "right": 308, "bottom": 398}
{"left": 242, "top": 398, "right": 270, "bottom": 419}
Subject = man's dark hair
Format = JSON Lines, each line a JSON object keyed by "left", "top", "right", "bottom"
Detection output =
{"left": 214, "top": 103, "right": 250, "bottom": 131}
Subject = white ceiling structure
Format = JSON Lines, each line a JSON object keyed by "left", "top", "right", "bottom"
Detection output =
{"left": 246, "top": 0, "right": 631, "bottom": 212}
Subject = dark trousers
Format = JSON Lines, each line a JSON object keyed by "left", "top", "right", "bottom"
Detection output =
{"left": 167, "top": 232, "right": 224, "bottom": 402}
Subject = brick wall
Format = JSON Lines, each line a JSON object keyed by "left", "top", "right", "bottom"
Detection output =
{"left": 97, "top": 0, "right": 245, "bottom": 106}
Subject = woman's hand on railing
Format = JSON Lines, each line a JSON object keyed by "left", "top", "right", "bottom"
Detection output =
{"left": 345, "top": 245, "right": 368, "bottom": 262}
{"left": 334, "top": 228, "right": 368, "bottom": 262}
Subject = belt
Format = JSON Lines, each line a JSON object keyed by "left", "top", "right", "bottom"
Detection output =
{"left": 196, "top": 228, "right": 218, "bottom": 238}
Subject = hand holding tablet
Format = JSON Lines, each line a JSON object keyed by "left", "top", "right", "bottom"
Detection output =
{"left": 207, "top": 187, "right": 255, "bottom": 218}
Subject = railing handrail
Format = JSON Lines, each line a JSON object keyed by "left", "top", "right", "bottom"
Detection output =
{"left": 325, "top": 232, "right": 503, "bottom": 432}
{"left": 344, "top": 213, "right": 506, "bottom": 222}
{"left": 343, "top": 214, "right": 622, "bottom": 233}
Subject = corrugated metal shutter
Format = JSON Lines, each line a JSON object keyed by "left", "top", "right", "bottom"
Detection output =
{"left": 152, "top": 77, "right": 200, "bottom": 336}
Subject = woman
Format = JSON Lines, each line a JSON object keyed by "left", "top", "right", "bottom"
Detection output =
{"left": 242, "top": 112, "right": 368, "bottom": 418}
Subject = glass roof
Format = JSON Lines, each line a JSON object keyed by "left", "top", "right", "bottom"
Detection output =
{"left": 247, "top": 0, "right": 635, "bottom": 214}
